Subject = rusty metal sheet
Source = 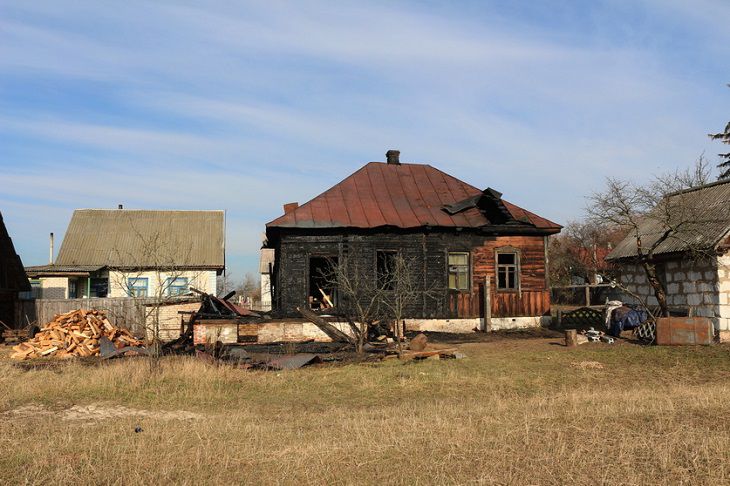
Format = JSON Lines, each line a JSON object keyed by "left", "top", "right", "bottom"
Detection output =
{"left": 655, "top": 317, "right": 713, "bottom": 346}
{"left": 266, "top": 161, "right": 561, "bottom": 231}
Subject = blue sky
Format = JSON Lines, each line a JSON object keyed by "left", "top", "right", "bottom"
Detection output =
{"left": 1, "top": 0, "right": 728, "bottom": 281}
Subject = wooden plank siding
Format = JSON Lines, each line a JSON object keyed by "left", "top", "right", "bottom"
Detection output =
{"left": 274, "top": 231, "right": 551, "bottom": 319}
{"left": 447, "top": 235, "right": 549, "bottom": 318}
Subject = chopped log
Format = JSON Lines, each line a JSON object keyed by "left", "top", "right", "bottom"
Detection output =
{"left": 565, "top": 329, "right": 578, "bottom": 348}
{"left": 9, "top": 309, "right": 144, "bottom": 360}
{"left": 409, "top": 333, "right": 428, "bottom": 351}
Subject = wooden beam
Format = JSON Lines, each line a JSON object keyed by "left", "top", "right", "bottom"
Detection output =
{"left": 484, "top": 276, "right": 492, "bottom": 332}
{"left": 297, "top": 306, "right": 355, "bottom": 344}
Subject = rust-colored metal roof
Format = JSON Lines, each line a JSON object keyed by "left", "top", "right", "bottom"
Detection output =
{"left": 267, "top": 162, "right": 560, "bottom": 232}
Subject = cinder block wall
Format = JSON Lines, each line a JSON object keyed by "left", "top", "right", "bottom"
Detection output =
{"left": 620, "top": 258, "right": 724, "bottom": 329}
{"left": 145, "top": 301, "right": 201, "bottom": 341}
{"left": 716, "top": 255, "right": 730, "bottom": 331}
{"left": 39, "top": 277, "right": 68, "bottom": 299}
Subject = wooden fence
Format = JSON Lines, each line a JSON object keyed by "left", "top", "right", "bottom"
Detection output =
{"left": 18, "top": 297, "right": 165, "bottom": 335}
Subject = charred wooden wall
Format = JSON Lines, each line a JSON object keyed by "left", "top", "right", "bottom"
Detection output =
{"left": 271, "top": 230, "right": 550, "bottom": 319}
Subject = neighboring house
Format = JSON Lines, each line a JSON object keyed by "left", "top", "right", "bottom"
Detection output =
{"left": 263, "top": 150, "right": 562, "bottom": 332}
{"left": 606, "top": 179, "right": 730, "bottom": 331}
{"left": 0, "top": 212, "right": 31, "bottom": 327}
{"left": 26, "top": 209, "right": 225, "bottom": 299}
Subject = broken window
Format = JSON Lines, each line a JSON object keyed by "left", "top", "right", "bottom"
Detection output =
{"left": 165, "top": 277, "right": 189, "bottom": 296}
{"left": 448, "top": 252, "right": 470, "bottom": 290}
{"left": 127, "top": 277, "right": 149, "bottom": 297}
{"left": 377, "top": 250, "right": 398, "bottom": 290}
{"left": 309, "top": 257, "right": 337, "bottom": 310}
{"left": 496, "top": 252, "right": 519, "bottom": 290}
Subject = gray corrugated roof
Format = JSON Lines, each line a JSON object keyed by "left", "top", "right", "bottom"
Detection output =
{"left": 55, "top": 209, "right": 225, "bottom": 269}
{"left": 607, "top": 179, "right": 730, "bottom": 260}
{"left": 25, "top": 264, "right": 105, "bottom": 276}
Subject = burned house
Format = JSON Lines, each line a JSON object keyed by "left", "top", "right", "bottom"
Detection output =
{"left": 25, "top": 208, "right": 225, "bottom": 299}
{"left": 263, "top": 151, "right": 561, "bottom": 332}
{"left": 0, "top": 212, "right": 31, "bottom": 327}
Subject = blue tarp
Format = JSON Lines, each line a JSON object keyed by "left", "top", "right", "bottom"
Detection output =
{"left": 609, "top": 305, "right": 649, "bottom": 337}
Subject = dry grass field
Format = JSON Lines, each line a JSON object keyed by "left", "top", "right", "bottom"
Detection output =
{"left": 2, "top": 336, "right": 730, "bottom": 485}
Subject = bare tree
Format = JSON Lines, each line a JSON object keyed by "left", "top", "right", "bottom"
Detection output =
{"left": 319, "top": 249, "right": 440, "bottom": 354}
{"left": 321, "top": 254, "right": 385, "bottom": 353}
{"left": 710, "top": 85, "right": 730, "bottom": 179}
{"left": 109, "top": 224, "right": 204, "bottom": 355}
{"left": 587, "top": 156, "right": 713, "bottom": 317}
{"left": 548, "top": 220, "right": 623, "bottom": 285}
{"left": 379, "top": 253, "right": 436, "bottom": 355}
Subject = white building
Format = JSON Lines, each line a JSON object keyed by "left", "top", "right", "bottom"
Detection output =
{"left": 606, "top": 179, "right": 730, "bottom": 331}
{"left": 26, "top": 208, "right": 225, "bottom": 299}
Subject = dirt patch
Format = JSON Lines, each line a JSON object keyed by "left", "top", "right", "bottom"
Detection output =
{"left": 3, "top": 404, "right": 203, "bottom": 421}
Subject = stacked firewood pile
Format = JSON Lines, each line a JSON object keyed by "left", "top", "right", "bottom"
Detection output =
{"left": 10, "top": 309, "right": 143, "bottom": 360}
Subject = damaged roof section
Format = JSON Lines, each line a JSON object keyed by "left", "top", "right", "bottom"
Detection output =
{"left": 267, "top": 162, "right": 560, "bottom": 232}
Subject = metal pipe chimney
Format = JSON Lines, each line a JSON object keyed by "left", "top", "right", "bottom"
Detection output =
{"left": 49, "top": 232, "right": 54, "bottom": 265}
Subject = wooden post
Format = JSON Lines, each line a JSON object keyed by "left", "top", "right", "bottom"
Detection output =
{"left": 484, "top": 276, "right": 492, "bottom": 332}
{"left": 565, "top": 329, "right": 577, "bottom": 347}
{"left": 585, "top": 285, "right": 591, "bottom": 307}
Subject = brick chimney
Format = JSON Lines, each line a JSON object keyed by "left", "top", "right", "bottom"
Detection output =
{"left": 386, "top": 149, "right": 400, "bottom": 165}
{"left": 283, "top": 202, "right": 299, "bottom": 214}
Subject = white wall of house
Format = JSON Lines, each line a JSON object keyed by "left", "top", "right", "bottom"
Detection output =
{"left": 108, "top": 270, "right": 217, "bottom": 297}
{"left": 260, "top": 273, "right": 271, "bottom": 311}
{"left": 38, "top": 277, "right": 69, "bottom": 299}
{"left": 716, "top": 255, "right": 730, "bottom": 331}
{"left": 619, "top": 256, "right": 730, "bottom": 330}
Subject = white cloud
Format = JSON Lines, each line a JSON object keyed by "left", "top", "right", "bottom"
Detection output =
{"left": 1, "top": 0, "right": 728, "bottom": 277}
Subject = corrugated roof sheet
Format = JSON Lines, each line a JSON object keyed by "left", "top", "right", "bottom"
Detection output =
{"left": 607, "top": 179, "right": 730, "bottom": 260}
{"left": 267, "top": 162, "right": 560, "bottom": 231}
{"left": 25, "top": 264, "right": 105, "bottom": 276}
{"left": 55, "top": 210, "right": 225, "bottom": 269}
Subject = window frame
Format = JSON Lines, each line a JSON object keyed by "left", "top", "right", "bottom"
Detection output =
{"left": 495, "top": 248, "right": 520, "bottom": 292}
{"left": 447, "top": 251, "right": 471, "bottom": 291}
{"left": 375, "top": 249, "right": 399, "bottom": 291}
{"left": 165, "top": 276, "right": 189, "bottom": 296}
{"left": 127, "top": 277, "right": 149, "bottom": 297}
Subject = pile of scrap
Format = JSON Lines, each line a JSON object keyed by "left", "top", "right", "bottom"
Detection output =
{"left": 164, "top": 289, "right": 265, "bottom": 353}
{"left": 10, "top": 309, "right": 143, "bottom": 360}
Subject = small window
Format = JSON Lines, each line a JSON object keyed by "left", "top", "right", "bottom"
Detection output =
{"left": 90, "top": 277, "right": 108, "bottom": 298}
{"left": 376, "top": 251, "right": 398, "bottom": 290}
{"left": 68, "top": 279, "right": 78, "bottom": 299}
{"left": 496, "top": 252, "right": 518, "bottom": 290}
{"left": 166, "top": 277, "right": 189, "bottom": 296}
{"left": 127, "top": 277, "right": 149, "bottom": 297}
{"left": 448, "top": 252, "right": 470, "bottom": 290}
{"left": 30, "top": 279, "right": 41, "bottom": 299}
